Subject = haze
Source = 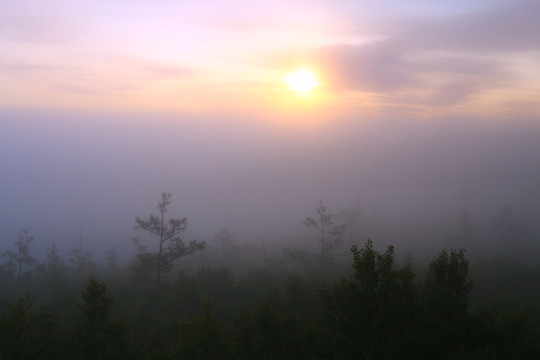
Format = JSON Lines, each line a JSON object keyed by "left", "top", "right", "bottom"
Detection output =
{"left": 1, "top": 0, "right": 539, "bottom": 262}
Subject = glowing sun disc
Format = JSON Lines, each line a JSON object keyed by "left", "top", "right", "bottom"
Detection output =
{"left": 286, "top": 69, "right": 319, "bottom": 91}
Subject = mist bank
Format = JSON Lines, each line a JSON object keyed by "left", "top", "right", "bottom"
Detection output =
{"left": 1, "top": 107, "right": 539, "bottom": 260}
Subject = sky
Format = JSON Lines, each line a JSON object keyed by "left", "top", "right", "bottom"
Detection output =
{"left": 2, "top": 0, "right": 539, "bottom": 117}
{"left": 1, "top": 0, "right": 540, "bottom": 260}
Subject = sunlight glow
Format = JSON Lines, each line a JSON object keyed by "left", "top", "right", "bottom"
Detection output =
{"left": 286, "top": 69, "right": 319, "bottom": 92}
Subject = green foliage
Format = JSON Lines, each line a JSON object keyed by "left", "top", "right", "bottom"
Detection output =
{"left": 322, "top": 239, "right": 417, "bottom": 358}
{"left": 253, "top": 300, "right": 284, "bottom": 358}
{"left": 417, "top": 248, "right": 473, "bottom": 358}
{"left": 424, "top": 248, "right": 472, "bottom": 322}
{"left": 74, "top": 276, "right": 127, "bottom": 360}
{"left": 0, "top": 296, "right": 61, "bottom": 360}
{"left": 170, "top": 302, "right": 224, "bottom": 360}
{"left": 0, "top": 235, "right": 539, "bottom": 360}
{"left": 228, "top": 309, "right": 254, "bottom": 359}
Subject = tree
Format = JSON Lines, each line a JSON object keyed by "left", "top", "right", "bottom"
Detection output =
{"left": 0, "top": 296, "right": 61, "bottom": 360}
{"left": 170, "top": 302, "right": 224, "bottom": 360}
{"left": 46, "top": 243, "right": 64, "bottom": 273}
{"left": 44, "top": 243, "right": 68, "bottom": 292}
{"left": 421, "top": 248, "right": 472, "bottom": 357}
{"left": 322, "top": 239, "right": 417, "bottom": 358}
{"left": 489, "top": 203, "right": 527, "bottom": 257}
{"left": 132, "top": 193, "right": 205, "bottom": 293}
{"left": 74, "top": 276, "right": 126, "bottom": 360}
{"left": 104, "top": 245, "right": 119, "bottom": 270}
{"left": 1, "top": 228, "right": 37, "bottom": 279}
{"left": 338, "top": 196, "right": 363, "bottom": 243}
{"left": 282, "top": 248, "right": 318, "bottom": 274}
{"left": 303, "top": 200, "right": 346, "bottom": 273}
{"left": 69, "top": 221, "right": 94, "bottom": 280}
{"left": 458, "top": 211, "right": 473, "bottom": 241}
{"left": 213, "top": 228, "right": 237, "bottom": 267}
{"left": 424, "top": 248, "right": 472, "bottom": 324}
{"left": 69, "top": 247, "right": 94, "bottom": 281}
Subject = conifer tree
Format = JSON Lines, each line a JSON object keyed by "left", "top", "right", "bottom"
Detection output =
{"left": 132, "top": 193, "right": 205, "bottom": 293}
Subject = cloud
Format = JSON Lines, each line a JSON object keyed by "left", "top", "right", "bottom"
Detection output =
{"left": 0, "top": 53, "right": 196, "bottom": 96}
{"left": 316, "top": 40, "right": 413, "bottom": 93}
{"left": 302, "top": 1, "right": 539, "bottom": 111}
{"left": 401, "top": 0, "right": 540, "bottom": 52}
{"left": 313, "top": 41, "right": 505, "bottom": 107}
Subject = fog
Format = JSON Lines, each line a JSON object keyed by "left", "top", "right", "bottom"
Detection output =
{"left": 1, "top": 108, "right": 539, "bottom": 263}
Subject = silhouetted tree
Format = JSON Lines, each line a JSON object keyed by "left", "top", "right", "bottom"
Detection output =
{"left": 104, "top": 245, "right": 119, "bottom": 270}
{"left": 457, "top": 210, "right": 473, "bottom": 246}
{"left": 323, "top": 239, "right": 417, "bottom": 358}
{"left": 46, "top": 243, "right": 64, "bottom": 273}
{"left": 0, "top": 254, "right": 16, "bottom": 281}
{"left": 69, "top": 221, "right": 95, "bottom": 280}
{"left": 424, "top": 248, "right": 471, "bottom": 322}
{"left": 489, "top": 203, "right": 526, "bottom": 256}
{"left": 303, "top": 200, "right": 346, "bottom": 273}
{"left": 74, "top": 276, "right": 126, "bottom": 360}
{"left": 338, "top": 196, "right": 363, "bottom": 243}
{"left": 170, "top": 302, "right": 224, "bottom": 360}
{"left": 229, "top": 309, "right": 254, "bottom": 359}
{"left": 282, "top": 248, "right": 318, "bottom": 274}
{"left": 69, "top": 247, "right": 94, "bottom": 280}
{"left": 422, "top": 247, "right": 472, "bottom": 357}
{"left": 44, "top": 243, "right": 68, "bottom": 292}
{"left": 132, "top": 193, "right": 205, "bottom": 294}
{"left": 213, "top": 228, "right": 236, "bottom": 267}
{"left": 0, "top": 296, "right": 61, "bottom": 360}
{"left": 1, "top": 228, "right": 36, "bottom": 279}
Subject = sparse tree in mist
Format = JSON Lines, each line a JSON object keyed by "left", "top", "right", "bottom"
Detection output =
{"left": 338, "top": 196, "right": 363, "bottom": 243}
{"left": 1, "top": 228, "right": 37, "bottom": 279}
{"left": 69, "top": 221, "right": 95, "bottom": 280}
{"left": 132, "top": 193, "right": 205, "bottom": 294}
{"left": 489, "top": 203, "right": 527, "bottom": 256}
{"left": 0, "top": 256, "right": 16, "bottom": 281}
{"left": 46, "top": 243, "right": 63, "bottom": 272}
{"left": 258, "top": 240, "right": 285, "bottom": 271}
{"left": 69, "top": 247, "right": 95, "bottom": 280}
{"left": 282, "top": 248, "right": 318, "bottom": 274}
{"left": 303, "top": 201, "right": 347, "bottom": 273}
{"left": 458, "top": 211, "right": 473, "bottom": 243}
{"left": 213, "top": 228, "right": 236, "bottom": 267}
{"left": 69, "top": 249, "right": 95, "bottom": 279}
{"left": 46, "top": 243, "right": 68, "bottom": 279}
{"left": 43, "top": 243, "right": 69, "bottom": 292}
{"left": 104, "top": 246, "right": 119, "bottom": 270}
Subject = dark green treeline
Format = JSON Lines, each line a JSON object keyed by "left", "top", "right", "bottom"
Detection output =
{"left": 1, "top": 240, "right": 540, "bottom": 359}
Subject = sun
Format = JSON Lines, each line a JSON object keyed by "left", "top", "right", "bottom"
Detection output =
{"left": 286, "top": 69, "right": 319, "bottom": 92}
